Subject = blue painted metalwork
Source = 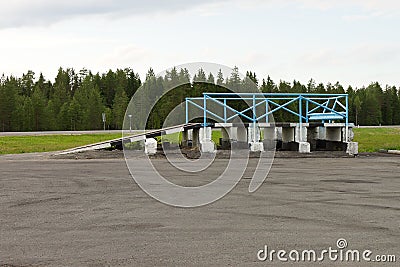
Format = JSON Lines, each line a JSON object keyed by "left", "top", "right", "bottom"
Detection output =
{"left": 185, "top": 93, "right": 348, "bottom": 126}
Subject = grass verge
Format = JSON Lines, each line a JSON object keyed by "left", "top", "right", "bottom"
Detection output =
{"left": 353, "top": 127, "right": 400, "bottom": 152}
{"left": 0, "top": 133, "right": 122, "bottom": 154}
{"left": 1, "top": 128, "right": 399, "bottom": 154}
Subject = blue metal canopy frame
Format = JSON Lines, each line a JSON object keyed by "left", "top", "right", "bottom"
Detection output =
{"left": 185, "top": 93, "right": 349, "bottom": 142}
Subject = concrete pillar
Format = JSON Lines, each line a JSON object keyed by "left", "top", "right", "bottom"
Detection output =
{"left": 192, "top": 128, "right": 200, "bottom": 148}
{"left": 181, "top": 130, "right": 189, "bottom": 147}
{"left": 296, "top": 125, "right": 310, "bottom": 153}
{"left": 199, "top": 127, "right": 215, "bottom": 153}
{"left": 275, "top": 127, "right": 282, "bottom": 141}
{"left": 199, "top": 127, "right": 212, "bottom": 141}
{"left": 247, "top": 124, "right": 261, "bottom": 143}
{"left": 248, "top": 123, "right": 263, "bottom": 152}
{"left": 188, "top": 129, "right": 193, "bottom": 141}
{"left": 145, "top": 138, "right": 157, "bottom": 155}
{"left": 259, "top": 125, "right": 275, "bottom": 151}
{"left": 342, "top": 126, "right": 355, "bottom": 142}
{"left": 295, "top": 125, "right": 308, "bottom": 142}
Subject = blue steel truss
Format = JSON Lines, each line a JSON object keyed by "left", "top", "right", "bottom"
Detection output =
{"left": 186, "top": 93, "right": 348, "bottom": 125}
{"left": 185, "top": 93, "right": 349, "bottom": 141}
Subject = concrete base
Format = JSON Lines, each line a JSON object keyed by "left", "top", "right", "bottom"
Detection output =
{"left": 145, "top": 138, "right": 158, "bottom": 155}
{"left": 249, "top": 142, "right": 264, "bottom": 152}
{"left": 200, "top": 141, "right": 216, "bottom": 153}
{"left": 346, "top": 142, "right": 358, "bottom": 156}
{"left": 298, "top": 142, "right": 311, "bottom": 153}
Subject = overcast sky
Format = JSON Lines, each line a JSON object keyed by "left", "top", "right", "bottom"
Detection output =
{"left": 1, "top": 0, "right": 399, "bottom": 88}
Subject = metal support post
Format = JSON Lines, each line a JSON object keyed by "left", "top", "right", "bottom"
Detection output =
{"left": 299, "top": 96, "right": 302, "bottom": 142}
{"left": 345, "top": 95, "right": 349, "bottom": 142}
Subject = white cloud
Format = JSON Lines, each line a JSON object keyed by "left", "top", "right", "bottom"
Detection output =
{"left": 2, "top": 0, "right": 399, "bottom": 29}
{"left": 0, "top": 0, "right": 230, "bottom": 29}
{"left": 293, "top": 0, "right": 400, "bottom": 14}
{"left": 0, "top": 0, "right": 399, "bottom": 88}
{"left": 342, "top": 11, "right": 385, "bottom": 21}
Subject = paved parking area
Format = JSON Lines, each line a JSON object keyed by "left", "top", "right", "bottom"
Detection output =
{"left": 0, "top": 154, "right": 399, "bottom": 266}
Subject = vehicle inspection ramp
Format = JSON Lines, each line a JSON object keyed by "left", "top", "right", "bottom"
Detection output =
{"left": 57, "top": 123, "right": 201, "bottom": 155}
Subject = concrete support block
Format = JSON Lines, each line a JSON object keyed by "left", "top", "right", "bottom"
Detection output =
{"left": 298, "top": 142, "right": 311, "bottom": 153}
{"left": 188, "top": 129, "right": 193, "bottom": 140}
{"left": 145, "top": 138, "right": 158, "bottom": 155}
{"left": 346, "top": 142, "right": 358, "bottom": 156}
{"left": 200, "top": 141, "right": 216, "bottom": 153}
{"left": 198, "top": 127, "right": 216, "bottom": 153}
{"left": 249, "top": 142, "right": 264, "bottom": 152}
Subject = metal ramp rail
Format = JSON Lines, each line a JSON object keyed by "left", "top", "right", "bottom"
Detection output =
{"left": 57, "top": 123, "right": 201, "bottom": 155}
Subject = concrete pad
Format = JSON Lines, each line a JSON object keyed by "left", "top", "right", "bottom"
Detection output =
{"left": 200, "top": 141, "right": 216, "bottom": 153}
{"left": 298, "top": 142, "right": 311, "bottom": 153}
{"left": 0, "top": 156, "right": 399, "bottom": 266}
{"left": 144, "top": 138, "right": 157, "bottom": 155}
{"left": 249, "top": 142, "right": 264, "bottom": 152}
{"left": 346, "top": 142, "right": 359, "bottom": 156}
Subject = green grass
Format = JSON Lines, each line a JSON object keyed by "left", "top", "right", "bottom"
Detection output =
{"left": 353, "top": 127, "right": 400, "bottom": 152}
{"left": 156, "top": 131, "right": 222, "bottom": 144}
{"left": 0, "top": 133, "right": 122, "bottom": 154}
{"left": 1, "top": 127, "right": 399, "bottom": 155}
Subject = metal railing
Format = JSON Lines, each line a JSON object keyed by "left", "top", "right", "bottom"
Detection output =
{"left": 185, "top": 93, "right": 349, "bottom": 142}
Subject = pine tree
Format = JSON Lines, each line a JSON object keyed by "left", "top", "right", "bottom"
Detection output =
{"left": 0, "top": 77, "right": 18, "bottom": 131}
{"left": 31, "top": 86, "right": 48, "bottom": 130}
{"left": 112, "top": 88, "right": 129, "bottom": 129}
{"left": 216, "top": 69, "right": 224, "bottom": 86}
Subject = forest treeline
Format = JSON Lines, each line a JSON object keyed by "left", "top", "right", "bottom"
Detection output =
{"left": 0, "top": 66, "right": 399, "bottom": 131}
